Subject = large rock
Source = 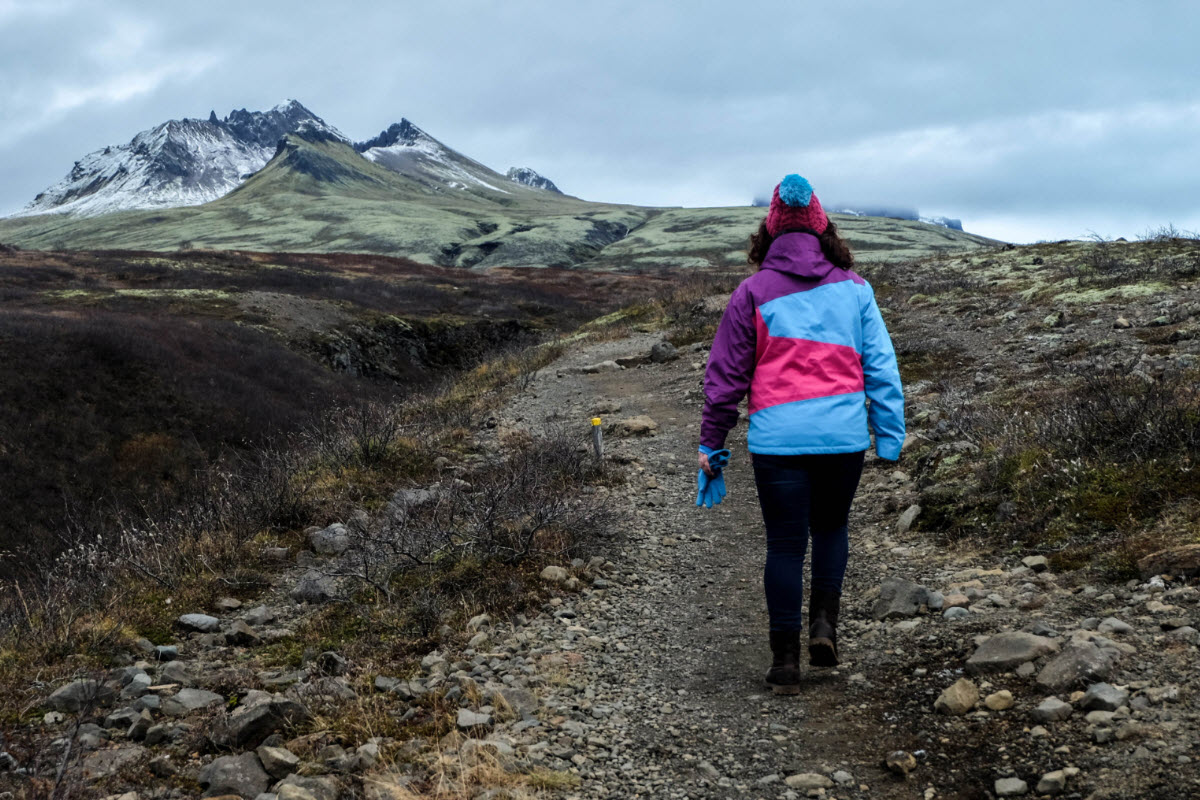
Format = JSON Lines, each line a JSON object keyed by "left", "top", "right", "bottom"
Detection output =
{"left": 197, "top": 752, "right": 270, "bottom": 798}
{"left": 161, "top": 687, "right": 224, "bottom": 717}
{"left": 934, "top": 678, "right": 979, "bottom": 715}
{"left": 81, "top": 745, "right": 146, "bottom": 780}
{"left": 1031, "top": 697, "right": 1073, "bottom": 723}
{"left": 289, "top": 570, "right": 335, "bottom": 604}
{"left": 456, "top": 708, "right": 493, "bottom": 730}
{"left": 1080, "top": 682, "right": 1128, "bottom": 711}
{"left": 273, "top": 774, "right": 341, "bottom": 800}
{"left": 965, "top": 632, "right": 1059, "bottom": 675}
{"left": 871, "top": 576, "right": 936, "bottom": 619}
{"left": 46, "top": 679, "right": 114, "bottom": 713}
{"left": 649, "top": 341, "right": 678, "bottom": 363}
{"left": 616, "top": 415, "right": 659, "bottom": 437}
{"left": 995, "top": 777, "right": 1029, "bottom": 797}
{"left": 256, "top": 745, "right": 300, "bottom": 779}
{"left": 1138, "top": 544, "right": 1200, "bottom": 579}
{"left": 211, "top": 699, "right": 309, "bottom": 749}
{"left": 178, "top": 613, "right": 221, "bottom": 633}
{"left": 309, "top": 523, "right": 350, "bottom": 555}
{"left": 896, "top": 504, "right": 922, "bottom": 534}
{"left": 1036, "top": 642, "right": 1120, "bottom": 693}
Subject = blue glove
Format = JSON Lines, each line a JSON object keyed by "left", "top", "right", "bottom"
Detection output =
{"left": 696, "top": 446, "right": 731, "bottom": 508}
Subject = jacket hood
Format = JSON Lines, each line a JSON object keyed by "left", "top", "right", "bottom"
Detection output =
{"left": 760, "top": 231, "right": 835, "bottom": 280}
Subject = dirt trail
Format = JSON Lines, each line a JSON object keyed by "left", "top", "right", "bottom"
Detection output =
{"left": 497, "top": 327, "right": 1200, "bottom": 800}
{"left": 500, "top": 333, "right": 956, "bottom": 799}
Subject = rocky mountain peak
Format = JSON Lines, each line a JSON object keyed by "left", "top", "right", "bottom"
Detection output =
{"left": 506, "top": 167, "right": 561, "bottom": 194}
{"left": 353, "top": 119, "right": 429, "bottom": 153}
{"left": 221, "top": 100, "right": 323, "bottom": 149}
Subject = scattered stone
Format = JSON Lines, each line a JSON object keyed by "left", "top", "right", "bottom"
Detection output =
{"left": 256, "top": 745, "right": 300, "bottom": 779}
{"left": 886, "top": 750, "right": 918, "bottom": 776}
{"left": 177, "top": 613, "right": 221, "bottom": 633}
{"left": 309, "top": 523, "right": 350, "bottom": 555}
{"left": 225, "top": 619, "right": 261, "bottom": 647}
{"left": 456, "top": 709, "right": 494, "bottom": 730}
{"left": 831, "top": 770, "right": 854, "bottom": 786}
{"left": 211, "top": 699, "right": 309, "bottom": 749}
{"left": 896, "top": 504, "right": 922, "bottom": 534}
{"left": 1031, "top": 697, "right": 1073, "bottom": 723}
{"left": 315, "top": 651, "right": 348, "bottom": 676}
{"left": 154, "top": 645, "right": 179, "bottom": 661}
{"left": 214, "top": 597, "right": 242, "bottom": 612}
{"left": 616, "top": 415, "right": 659, "bottom": 436}
{"left": 649, "top": 341, "right": 678, "bottom": 363}
{"left": 46, "top": 679, "right": 114, "bottom": 713}
{"left": 934, "top": 678, "right": 979, "bottom": 715}
{"left": 966, "top": 632, "right": 1059, "bottom": 675}
{"left": 540, "top": 565, "right": 570, "bottom": 584}
{"left": 1114, "top": 317, "right": 1132, "bottom": 329}
{"left": 162, "top": 687, "right": 223, "bottom": 717}
{"left": 985, "top": 690, "right": 1015, "bottom": 711}
{"left": 784, "top": 773, "right": 833, "bottom": 790}
{"left": 81, "top": 746, "right": 146, "bottom": 780}
{"left": 872, "top": 576, "right": 936, "bottom": 619}
{"left": 943, "top": 607, "right": 969, "bottom": 620}
{"left": 1021, "top": 555, "right": 1049, "bottom": 572}
{"left": 581, "top": 360, "right": 622, "bottom": 374}
{"left": 197, "top": 752, "right": 270, "bottom": 799}
{"left": 290, "top": 570, "right": 335, "bottom": 604}
{"left": 995, "top": 776, "right": 1029, "bottom": 796}
{"left": 1097, "top": 617, "right": 1133, "bottom": 635}
{"left": 1080, "top": 682, "right": 1128, "bottom": 711}
{"left": 1037, "top": 770, "right": 1068, "bottom": 795}
{"left": 1036, "top": 641, "right": 1120, "bottom": 692}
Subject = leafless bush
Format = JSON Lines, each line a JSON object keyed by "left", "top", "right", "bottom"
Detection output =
{"left": 341, "top": 428, "right": 615, "bottom": 600}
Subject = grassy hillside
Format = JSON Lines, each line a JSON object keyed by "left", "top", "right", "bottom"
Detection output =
{"left": 0, "top": 131, "right": 999, "bottom": 267}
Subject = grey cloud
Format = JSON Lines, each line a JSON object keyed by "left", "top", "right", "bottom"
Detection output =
{"left": 1, "top": 0, "right": 1198, "bottom": 242}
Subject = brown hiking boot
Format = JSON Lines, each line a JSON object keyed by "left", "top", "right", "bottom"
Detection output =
{"left": 765, "top": 630, "right": 801, "bottom": 694}
{"left": 808, "top": 589, "right": 841, "bottom": 667}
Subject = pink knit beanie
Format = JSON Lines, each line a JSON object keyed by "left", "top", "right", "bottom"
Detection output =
{"left": 765, "top": 174, "right": 828, "bottom": 237}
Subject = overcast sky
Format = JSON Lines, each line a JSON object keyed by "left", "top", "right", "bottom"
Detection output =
{"left": 1, "top": 1, "right": 1198, "bottom": 243}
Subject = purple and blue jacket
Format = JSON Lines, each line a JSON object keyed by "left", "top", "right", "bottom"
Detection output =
{"left": 700, "top": 231, "right": 905, "bottom": 460}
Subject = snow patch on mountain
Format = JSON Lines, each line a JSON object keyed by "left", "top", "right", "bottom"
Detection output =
{"left": 506, "top": 167, "right": 561, "bottom": 194}
{"left": 15, "top": 101, "right": 327, "bottom": 218}
{"left": 356, "top": 120, "right": 509, "bottom": 194}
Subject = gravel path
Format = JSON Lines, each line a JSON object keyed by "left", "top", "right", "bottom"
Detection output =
{"left": 495, "top": 332, "right": 1200, "bottom": 800}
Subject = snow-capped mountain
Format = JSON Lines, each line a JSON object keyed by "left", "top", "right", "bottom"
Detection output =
{"left": 506, "top": 167, "right": 561, "bottom": 194}
{"left": 353, "top": 119, "right": 510, "bottom": 194}
{"left": 16, "top": 101, "right": 331, "bottom": 218}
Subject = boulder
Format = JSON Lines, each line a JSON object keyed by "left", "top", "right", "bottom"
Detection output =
{"left": 211, "top": 699, "right": 309, "bottom": 749}
{"left": 896, "top": 504, "right": 922, "bottom": 534}
{"left": 540, "top": 565, "right": 570, "bottom": 584}
{"left": 225, "top": 620, "right": 261, "bottom": 647}
{"left": 965, "top": 632, "right": 1059, "bottom": 675}
{"left": 1137, "top": 544, "right": 1200, "bottom": 579}
{"left": 580, "top": 360, "right": 622, "bottom": 374}
{"left": 456, "top": 709, "right": 493, "bottom": 730}
{"left": 273, "top": 775, "right": 341, "bottom": 800}
{"left": 197, "top": 752, "right": 270, "bottom": 798}
{"left": 784, "top": 773, "right": 833, "bottom": 790}
{"left": 995, "top": 777, "right": 1029, "bottom": 797}
{"left": 1036, "top": 642, "right": 1120, "bottom": 693}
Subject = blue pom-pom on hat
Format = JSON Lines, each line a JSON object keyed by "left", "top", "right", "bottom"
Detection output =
{"left": 778, "top": 174, "right": 813, "bottom": 208}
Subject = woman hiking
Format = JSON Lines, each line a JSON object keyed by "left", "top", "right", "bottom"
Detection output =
{"left": 695, "top": 174, "right": 905, "bottom": 695}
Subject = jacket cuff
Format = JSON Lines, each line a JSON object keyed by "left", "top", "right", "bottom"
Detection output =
{"left": 698, "top": 444, "right": 717, "bottom": 456}
{"left": 876, "top": 438, "right": 902, "bottom": 461}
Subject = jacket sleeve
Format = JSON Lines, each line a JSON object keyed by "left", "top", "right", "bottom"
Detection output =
{"left": 859, "top": 282, "right": 906, "bottom": 460}
{"left": 700, "top": 284, "right": 757, "bottom": 450}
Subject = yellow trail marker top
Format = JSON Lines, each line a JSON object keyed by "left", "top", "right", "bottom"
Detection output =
{"left": 591, "top": 418, "right": 602, "bottom": 426}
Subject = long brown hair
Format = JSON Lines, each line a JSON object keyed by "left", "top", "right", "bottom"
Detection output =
{"left": 747, "top": 219, "right": 855, "bottom": 271}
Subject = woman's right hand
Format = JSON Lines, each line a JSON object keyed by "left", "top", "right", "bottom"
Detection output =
{"left": 698, "top": 451, "right": 715, "bottom": 477}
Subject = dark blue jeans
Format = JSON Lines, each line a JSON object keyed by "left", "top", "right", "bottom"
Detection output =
{"left": 752, "top": 451, "right": 865, "bottom": 632}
